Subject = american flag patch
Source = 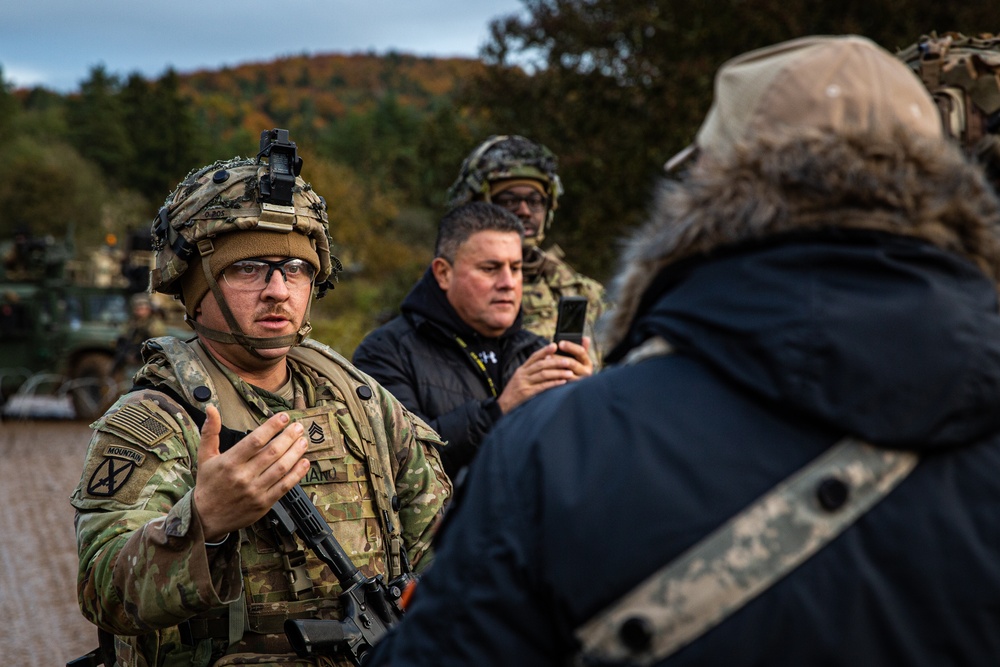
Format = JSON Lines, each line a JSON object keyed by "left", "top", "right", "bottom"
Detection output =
{"left": 105, "top": 403, "right": 174, "bottom": 446}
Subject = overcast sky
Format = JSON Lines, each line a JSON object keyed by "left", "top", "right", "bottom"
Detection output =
{"left": 1, "top": 0, "right": 526, "bottom": 93}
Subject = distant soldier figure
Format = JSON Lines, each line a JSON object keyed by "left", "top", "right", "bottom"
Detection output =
{"left": 446, "top": 135, "right": 607, "bottom": 365}
{"left": 113, "top": 293, "right": 167, "bottom": 375}
{"left": 897, "top": 32, "right": 1000, "bottom": 191}
{"left": 2, "top": 225, "right": 38, "bottom": 281}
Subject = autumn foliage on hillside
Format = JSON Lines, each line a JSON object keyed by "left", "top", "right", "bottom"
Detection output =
{"left": 179, "top": 52, "right": 484, "bottom": 148}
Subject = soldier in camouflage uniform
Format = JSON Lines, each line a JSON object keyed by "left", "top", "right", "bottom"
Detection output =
{"left": 897, "top": 32, "right": 1000, "bottom": 192}
{"left": 70, "top": 131, "right": 451, "bottom": 667}
{"left": 446, "top": 135, "right": 606, "bottom": 366}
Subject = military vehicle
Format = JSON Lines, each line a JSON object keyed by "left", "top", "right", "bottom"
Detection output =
{"left": 0, "top": 231, "right": 184, "bottom": 420}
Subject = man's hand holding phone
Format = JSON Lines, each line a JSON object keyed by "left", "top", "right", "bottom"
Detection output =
{"left": 496, "top": 297, "right": 594, "bottom": 414}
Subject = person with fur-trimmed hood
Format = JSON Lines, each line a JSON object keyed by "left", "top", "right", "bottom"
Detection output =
{"left": 364, "top": 35, "right": 1000, "bottom": 666}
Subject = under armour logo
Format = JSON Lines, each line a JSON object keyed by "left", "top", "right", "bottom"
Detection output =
{"left": 308, "top": 421, "right": 325, "bottom": 444}
{"left": 478, "top": 351, "right": 498, "bottom": 365}
{"left": 87, "top": 458, "right": 136, "bottom": 497}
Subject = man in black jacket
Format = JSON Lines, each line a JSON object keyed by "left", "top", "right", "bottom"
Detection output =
{"left": 365, "top": 35, "right": 1000, "bottom": 666}
{"left": 353, "top": 202, "right": 592, "bottom": 477}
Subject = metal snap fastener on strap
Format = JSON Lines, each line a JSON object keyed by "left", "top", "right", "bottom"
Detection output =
{"left": 619, "top": 616, "right": 654, "bottom": 653}
{"left": 816, "top": 477, "right": 849, "bottom": 511}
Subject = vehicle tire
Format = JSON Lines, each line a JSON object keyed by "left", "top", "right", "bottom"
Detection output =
{"left": 69, "top": 353, "right": 116, "bottom": 421}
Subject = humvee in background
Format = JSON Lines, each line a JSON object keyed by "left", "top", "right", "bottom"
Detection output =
{"left": 0, "top": 231, "right": 185, "bottom": 420}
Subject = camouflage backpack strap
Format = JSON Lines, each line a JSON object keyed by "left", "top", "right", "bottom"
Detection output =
{"left": 290, "top": 339, "right": 406, "bottom": 577}
{"left": 573, "top": 340, "right": 920, "bottom": 665}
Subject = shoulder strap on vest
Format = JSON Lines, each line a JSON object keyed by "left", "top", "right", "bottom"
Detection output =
{"left": 142, "top": 337, "right": 259, "bottom": 437}
{"left": 573, "top": 341, "right": 920, "bottom": 665}
{"left": 290, "top": 339, "right": 406, "bottom": 577}
{"left": 145, "top": 336, "right": 221, "bottom": 410}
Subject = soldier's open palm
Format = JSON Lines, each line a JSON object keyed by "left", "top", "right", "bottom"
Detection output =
{"left": 193, "top": 406, "right": 310, "bottom": 542}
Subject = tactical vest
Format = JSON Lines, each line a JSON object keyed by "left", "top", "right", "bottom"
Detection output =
{"left": 139, "top": 337, "right": 405, "bottom": 659}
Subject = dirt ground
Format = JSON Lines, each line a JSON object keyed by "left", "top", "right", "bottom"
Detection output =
{"left": 0, "top": 419, "right": 99, "bottom": 665}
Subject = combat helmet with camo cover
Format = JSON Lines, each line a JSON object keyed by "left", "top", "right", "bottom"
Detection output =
{"left": 446, "top": 134, "right": 563, "bottom": 246}
{"left": 149, "top": 128, "right": 342, "bottom": 356}
{"left": 898, "top": 32, "right": 1000, "bottom": 188}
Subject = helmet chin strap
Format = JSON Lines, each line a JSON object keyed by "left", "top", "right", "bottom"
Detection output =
{"left": 523, "top": 229, "right": 545, "bottom": 248}
{"left": 188, "top": 254, "right": 313, "bottom": 359}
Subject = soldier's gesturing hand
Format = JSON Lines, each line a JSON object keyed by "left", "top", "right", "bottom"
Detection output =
{"left": 497, "top": 339, "right": 593, "bottom": 414}
{"left": 193, "top": 406, "right": 311, "bottom": 543}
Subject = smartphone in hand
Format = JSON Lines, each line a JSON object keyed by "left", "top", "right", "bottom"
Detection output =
{"left": 553, "top": 296, "right": 587, "bottom": 356}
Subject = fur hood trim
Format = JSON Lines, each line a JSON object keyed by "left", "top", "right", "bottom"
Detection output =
{"left": 601, "top": 130, "right": 1000, "bottom": 353}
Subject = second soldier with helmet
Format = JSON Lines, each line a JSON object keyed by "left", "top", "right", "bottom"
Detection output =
{"left": 445, "top": 135, "right": 607, "bottom": 365}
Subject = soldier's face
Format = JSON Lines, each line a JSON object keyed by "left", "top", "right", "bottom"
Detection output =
{"left": 196, "top": 256, "right": 311, "bottom": 369}
{"left": 432, "top": 230, "right": 523, "bottom": 338}
{"left": 492, "top": 185, "right": 547, "bottom": 239}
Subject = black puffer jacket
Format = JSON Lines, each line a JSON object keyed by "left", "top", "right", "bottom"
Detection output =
{"left": 353, "top": 268, "right": 546, "bottom": 477}
{"left": 367, "top": 132, "right": 1000, "bottom": 665}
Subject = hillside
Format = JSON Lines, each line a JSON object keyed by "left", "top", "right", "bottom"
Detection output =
{"left": 176, "top": 51, "right": 485, "bottom": 146}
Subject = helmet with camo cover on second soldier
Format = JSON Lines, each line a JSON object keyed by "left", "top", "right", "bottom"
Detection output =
{"left": 898, "top": 32, "right": 1000, "bottom": 189}
{"left": 149, "top": 128, "right": 342, "bottom": 356}
{"left": 446, "top": 134, "right": 562, "bottom": 247}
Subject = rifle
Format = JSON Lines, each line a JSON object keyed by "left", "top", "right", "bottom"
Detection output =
{"left": 212, "top": 418, "right": 413, "bottom": 663}
{"left": 268, "top": 482, "right": 413, "bottom": 663}
{"left": 110, "top": 335, "right": 130, "bottom": 376}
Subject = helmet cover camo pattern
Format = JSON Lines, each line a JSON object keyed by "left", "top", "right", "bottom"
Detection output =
{"left": 150, "top": 157, "right": 340, "bottom": 300}
{"left": 445, "top": 135, "right": 563, "bottom": 221}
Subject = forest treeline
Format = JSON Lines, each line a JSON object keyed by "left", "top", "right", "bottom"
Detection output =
{"left": 0, "top": 0, "right": 994, "bottom": 352}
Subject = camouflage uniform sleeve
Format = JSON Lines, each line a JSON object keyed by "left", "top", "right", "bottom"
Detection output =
{"left": 70, "top": 389, "right": 243, "bottom": 634}
{"left": 370, "top": 378, "right": 453, "bottom": 573}
{"left": 581, "top": 274, "right": 609, "bottom": 364}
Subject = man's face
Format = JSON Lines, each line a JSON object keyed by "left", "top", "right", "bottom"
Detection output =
{"left": 432, "top": 230, "right": 523, "bottom": 338}
{"left": 491, "top": 184, "right": 547, "bottom": 240}
{"left": 195, "top": 255, "right": 312, "bottom": 372}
